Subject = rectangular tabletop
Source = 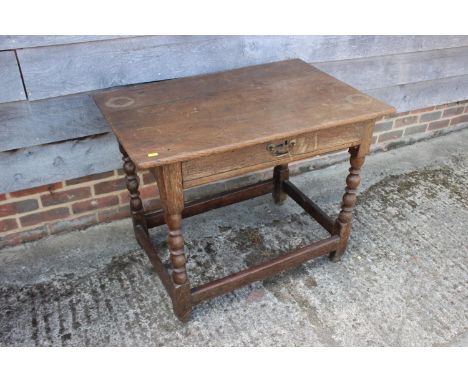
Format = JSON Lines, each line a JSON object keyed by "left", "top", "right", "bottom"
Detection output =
{"left": 93, "top": 59, "right": 395, "bottom": 169}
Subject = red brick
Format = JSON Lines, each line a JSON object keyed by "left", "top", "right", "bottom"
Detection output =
{"left": 97, "top": 206, "right": 131, "bottom": 223}
{"left": 142, "top": 171, "right": 156, "bottom": 185}
{"left": 442, "top": 106, "right": 464, "bottom": 118}
{"left": 0, "top": 204, "right": 18, "bottom": 218}
{"left": 428, "top": 119, "right": 450, "bottom": 131}
{"left": 394, "top": 116, "right": 418, "bottom": 128}
{"left": 72, "top": 195, "right": 119, "bottom": 214}
{"left": 41, "top": 187, "right": 91, "bottom": 207}
{"left": 0, "top": 199, "right": 39, "bottom": 218}
{"left": 0, "top": 218, "right": 18, "bottom": 233}
{"left": 436, "top": 101, "right": 460, "bottom": 110}
{"left": 10, "top": 182, "right": 63, "bottom": 198}
{"left": 0, "top": 194, "right": 6, "bottom": 202}
{"left": 411, "top": 106, "right": 435, "bottom": 114}
{"left": 118, "top": 185, "right": 159, "bottom": 206}
{"left": 140, "top": 185, "right": 159, "bottom": 199}
{"left": 378, "top": 130, "right": 403, "bottom": 143}
{"left": 450, "top": 114, "right": 468, "bottom": 126}
{"left": 119, "top": 191, "right": 130, "bottom": 204}
{"left": 0, "top": 226, "right": 48, "bottom": 248}
{"left": 49, "top": 214, "right": 98, "bottom": 234}
{"left": 20, "top": 207, "right": 70, "bottom": 227}
{"left": 65, "top": 171, "right": 114, "bottom": 186}
{"left": 94, "top": 178, "right": 126, "bottom": 195}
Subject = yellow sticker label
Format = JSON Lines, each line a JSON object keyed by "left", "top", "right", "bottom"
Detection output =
{"left": 147, "top": 152, "right": 159, "bottom": 157}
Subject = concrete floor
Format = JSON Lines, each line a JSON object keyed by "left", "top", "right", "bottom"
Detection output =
{"left": 0, "top": 129, "right": 467, "bottom": 346}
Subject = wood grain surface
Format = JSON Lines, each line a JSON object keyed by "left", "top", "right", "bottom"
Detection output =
{"left": 182, "top": 123, "right": 363, "bottom": 188}
{"left": 94, "top": 59, "right": 394, "bottom": 168}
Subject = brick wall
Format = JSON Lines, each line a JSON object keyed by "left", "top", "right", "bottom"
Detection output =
{"left": 1, "top": 100, "right": 467, "bottom": 248}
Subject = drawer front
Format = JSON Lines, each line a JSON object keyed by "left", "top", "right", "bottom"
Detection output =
{"left": 183, "top": 123, "right": 365, "bottom": 188}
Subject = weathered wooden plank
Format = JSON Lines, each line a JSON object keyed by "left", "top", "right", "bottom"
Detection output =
{"left": 17, "top": 35, "right": 468, "bottom": 101}
{"left": 0, "top": 134, "right": 121, "bottom": 194}
{"left": 17, "top": 35, "right": 230, "bottom": 100}
{"left": 241, "top": 35, "right": 468, "bottom": 63}
{"left": 368, "top": 74, "right": 468, "bottom": 112}
{"left": 0, "top": 51, "right": 26, "bottom": 103}
{"left": 315, "top": 45, "right": 468, "bottom": 90}
{"left": 0, "top": 94, "right": 109, "bottom": 152}
{"left": 0, "top": 35, "right": 130, "bottom": 50}
{"left": 0, "top": 35, "right": 214, "bottom": 51}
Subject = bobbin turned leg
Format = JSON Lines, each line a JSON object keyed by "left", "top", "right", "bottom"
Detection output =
{"left": 119, "top": 143, "right": 147, "bottom": 234}
{"left": 152, "top": 163, "right": 192, "bottom": 321}
{"left": 273, "top": 164, "right": 289, "bottom": 204}
{"left": 330, "top": 146, "right": 365, "bottom": 262}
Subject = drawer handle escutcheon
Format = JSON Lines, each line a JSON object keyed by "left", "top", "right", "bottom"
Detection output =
{"left": 267, "top": 139, "right": 296, "bottom": 158}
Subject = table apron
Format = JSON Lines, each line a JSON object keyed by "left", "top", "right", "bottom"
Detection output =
{"left": 182, "top": 123, "right": 365, "bottom": 189}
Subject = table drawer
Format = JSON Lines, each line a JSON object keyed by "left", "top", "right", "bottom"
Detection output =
{"left": 182, "top": 123, "right": 365, "bottom": 188}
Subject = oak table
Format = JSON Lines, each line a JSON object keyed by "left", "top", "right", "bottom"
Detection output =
{"left": 94, "top": 59, "right": 395, "bottom": 321}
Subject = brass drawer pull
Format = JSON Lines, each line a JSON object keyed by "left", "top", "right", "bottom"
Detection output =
{"left": 267, "top": 139, "right": 296, "bottom": 158}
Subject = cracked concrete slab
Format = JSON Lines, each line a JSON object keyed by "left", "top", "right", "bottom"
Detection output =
{"left": 0, "top": 129, "right": 467, "bottom": 346}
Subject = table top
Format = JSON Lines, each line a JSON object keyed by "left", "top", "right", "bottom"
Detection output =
{"left": 93, "top": 59, "right": 395, "bottom": 168}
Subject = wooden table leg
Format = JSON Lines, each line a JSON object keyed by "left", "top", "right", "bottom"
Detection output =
{"left": 273, "top": 164, "right": 289, "bottom": 204}
{"left": 119, "top": 143, "right": 147, "bottom": 234}
{"left": 152, "top": 163, "right": 192, "bottom": 321}
{"left": 330, "top": 146, "right": 365, "bottom": 262}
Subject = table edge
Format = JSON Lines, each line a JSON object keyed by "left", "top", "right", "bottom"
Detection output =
{"left": 127, "top": 108, "right": 395, "bottom": 169}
